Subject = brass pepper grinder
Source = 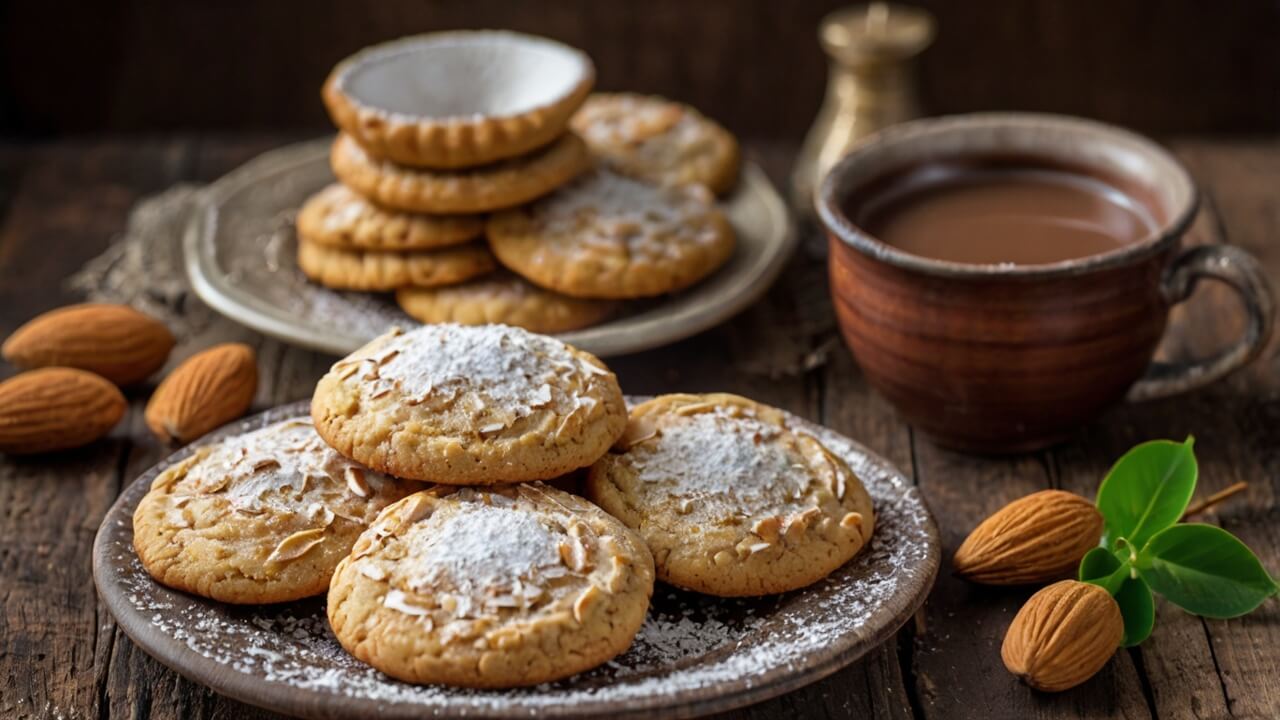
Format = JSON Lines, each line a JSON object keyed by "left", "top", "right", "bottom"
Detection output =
{"left": 791, "top": 2, "right": 935, "bottom": 218}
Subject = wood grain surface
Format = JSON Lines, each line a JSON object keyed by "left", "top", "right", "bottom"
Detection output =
{"left": 3, "top": 1, "right": 1280, "bottom": 138}
{"left": 0, "top": 135, "right": 1278, "bottom": 719}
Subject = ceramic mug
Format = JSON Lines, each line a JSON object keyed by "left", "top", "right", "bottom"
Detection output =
{"left": 817, "top": 113, "right": 1275, "bottom": 453}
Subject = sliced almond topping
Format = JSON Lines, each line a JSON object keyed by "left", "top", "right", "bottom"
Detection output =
{"left": 375, "top": 348, "right": 400, "bottom": 366}
{"left": 748, "top": 542, "right": 771, "bottom": 555}
{"left": 713, "top": 550, "right": 736, "bottom": 567}
{"left": 266, "top": 528, "right": 326, "bottom": 565}
{"left": 676, "top": 498, "right": 694, "bottom": 515}
{"left": 399, "top": 494, "right": 434, "bottom": 525}
{"left": 573, "top": 586, "right": 601, "bottom": 623}
{"left": 840, "top": 511, "right": 864, "bottom": 531}
{"left": 479, "top": 422, "right": 506, "bottom": 434}
{"left": 383, "top": 588, "right": 430, "bottom": 617}
{"left": 673, "top": 402, "right": 718, "bottom": 416}
{"left": 531, "top": 383, "right": 553, "bottom": 407}
{"left": 358, "top": 561, "right": 387, "bottom": 581}
{"left": 617, "top": 417, "right": 658, "bottom": 451}
{"left": 307, "top": 502, "right": 335, "bottom": 527}
{"left": 559, "top": 538, "right": 591, "bottom": 573}
{"left": 345, "top": 467, "right": 370, "bottom": 498}
{"left": 579, "top": 360, "right": 609, "bottom": 377}
{"left": 752, "top": 516, "right": 781, "bottom": 543}
{"left": 337, "top": 364, "right": 360, "bottom": 381}
{"left": 369, "top": 387, "right": 392, "bottom": 400}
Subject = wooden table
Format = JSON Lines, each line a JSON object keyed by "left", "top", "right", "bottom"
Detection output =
{"left": 1, "top": 135, "right": 1277, "bottom": 719}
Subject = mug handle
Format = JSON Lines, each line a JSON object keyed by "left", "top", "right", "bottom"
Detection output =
{"left": 1128, "top": 245, "right": 1276, "bottom": 402}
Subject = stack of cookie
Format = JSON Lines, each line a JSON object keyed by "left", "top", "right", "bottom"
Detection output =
{"left": 132, "top": 322, "right": 877, "bottom": 690}
{"left": 298, "top": 31, "right": 743, "bottom": 334}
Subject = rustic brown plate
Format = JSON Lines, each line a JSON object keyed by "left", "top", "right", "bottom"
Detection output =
{"left": 93, "top": 401, "right": 939, "bottom": 719}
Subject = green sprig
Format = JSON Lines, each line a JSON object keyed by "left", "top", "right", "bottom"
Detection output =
{"left": 1080, "top": 437, "right": 1278, "bottom": 644}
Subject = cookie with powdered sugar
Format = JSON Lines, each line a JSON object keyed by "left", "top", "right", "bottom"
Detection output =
{"left": 297, "top": 184, "right": 483, "bottom": 251}
{"left": 586, "top": 393, "right": 876, "bottom": 597}
{"left": 311, "top": 324, "right": 626, "bottom": 484}
{"left": 132, "top": 418, "right": 422, "bottom": 604}
{"left": 395, "top": 270, "right": 616, "bottom": 333}
{"left": 486, "top": 167, "right": 735, "bottom": 299}
{"left": 327, "top": 482, "right": 654, "bottom": 687}
{"left": 571, "top": 93, "right": 740, "bottom": 195}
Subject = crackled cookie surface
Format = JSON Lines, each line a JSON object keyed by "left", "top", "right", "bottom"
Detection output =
{"left": 297, "top": 184, "right": 483, "bottom": 251}
{"left": 132, "top": 418, "right": 420, "bottom": 604}
{"left": 331, "top": 132, "right": 590, "bottom": 214}
{"left": 327, "top": 483, "right": 654, "bottom": 687}
{"left": 487, "top": 168, "right": 735, "bottom": 299}
{"left": 586, "top": 393, "right": 875, "bottom": 596}
{"left": 297, "top": 238, "right": 495, "bottom": 291}
{"left": 311, "top": 324, "right": 626, "bottom": 484}
{"left": 395, "top": 271, "right": 616, "bottom": 334}
{"left": 571, "top": 93, "right": 740, "bottom": 195}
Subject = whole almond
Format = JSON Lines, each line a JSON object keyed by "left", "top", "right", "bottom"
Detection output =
{"left": 953, "top": 489, "right": 1103, "bottom": 585}
{"left": 0, "top": 367, "right": 126, "bottom": 454}
{"left": 145, "top": 343, "right": 257, "bottom": 444}
{"left": 2, "top": 303, "right": 174, "bottom": 386}
{"left": 1002, "top": 579, "right": 1123, "bottom": 692}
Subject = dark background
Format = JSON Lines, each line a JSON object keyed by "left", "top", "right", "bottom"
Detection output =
{"left": 3, "top": 0, "right": 1279, "bottom": 140}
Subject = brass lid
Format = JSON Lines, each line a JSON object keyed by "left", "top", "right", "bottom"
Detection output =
{"left": 820, "top": 3, "right": 936, "bottom": 64}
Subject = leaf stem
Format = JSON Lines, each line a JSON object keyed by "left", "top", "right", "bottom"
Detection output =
{"left": 1182, "top": 481, "right": 1249, "bottom": 519}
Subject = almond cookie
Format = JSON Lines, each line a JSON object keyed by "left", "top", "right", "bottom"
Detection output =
{"left": 132, "top": 418, "right": 420, "bottom": 604}
{"left": 297, "top": 238, "right": 495, "bottom": 291}
{"left": 322, "top": 31, "right": 594, "bottom": 169}
{"left": 330, "top": 132, "right": 590, "bottom": 214}
{"left": 585, "top": 393, "right": 875, "bottom": 597}
{"left": 395, "top": 271, "right": 616, "bottom": 334}
{"left": 571, "top": 93, "right": 740, "bottom": 195}
{"left": 311, "top": 324, "right": 626, "bottom": 484}
{"left": 327, "top": 483, "right": 654, "bottom": 687}
{"left": 486, "top": 168, "right": 735, "bottom": 299}
{"left": 297, "top": 184, "right": 483, "bottom": 251}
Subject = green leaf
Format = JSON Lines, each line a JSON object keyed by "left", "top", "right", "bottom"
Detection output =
{"left": 1080, "top": 547, "right": 1153, "bottom": 645}
{"left": 1114, "top": 577, "right": 1156, "bottom": 646}
{"left": 1136, "top": 523, "right": 1279, "bottom": 618}
{"left": 1079, "top": 546, "right": 1126, "bottom": 595}
{"left": 1096, "top": 437, "right": 1197, "bottom": 551}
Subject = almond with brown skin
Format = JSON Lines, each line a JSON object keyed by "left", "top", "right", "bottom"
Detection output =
{"left": 2, "top": 303, "right": 174, "bottom": 385}
{"left": 0, "top": 367, "right": 126, "bottom": 454}
{"left": 145, "top": 343, "right": 257, "bottom": 444}
{"left": 953, "top": 489, "right": 1103, "bottom": 585}
{"left": 1002, "top": 579, "right": 1123, "bottom": 692}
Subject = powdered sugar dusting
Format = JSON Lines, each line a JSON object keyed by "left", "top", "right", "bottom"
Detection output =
{"left": 97, "top": 401, "right": 938, "bottom": 716}
{"left": 532, "top": 168, "right": 720, "bottom": 253}
{"left": 344, "top": 324, "right": 605, "bottom": 431}
{"left": 406, "top": 505, "right": 559, "bottom": 595}
{"left": 178, "top": 418, "right": 394, "bottom": 514}
{"left": 628, "top": 409, "right": 809, "bottom": 516}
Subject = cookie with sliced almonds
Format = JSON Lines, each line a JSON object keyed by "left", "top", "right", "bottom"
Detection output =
{"left": 585, "top": 393, "right": 875, "bottom": 596}
{"left": 327, "top": 482, "right": 654, "bottom": 688}
{"left": 132, "top": 417, "right": 422, "bottom": 604}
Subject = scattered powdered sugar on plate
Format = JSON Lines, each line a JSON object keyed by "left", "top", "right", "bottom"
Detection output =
{"left": 95, "top": 401, "right": 938, "bottom": 717}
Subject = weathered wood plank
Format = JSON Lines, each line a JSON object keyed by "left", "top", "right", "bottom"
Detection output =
{"left": 0, "top": 139, "right": 192, "bottom": 719}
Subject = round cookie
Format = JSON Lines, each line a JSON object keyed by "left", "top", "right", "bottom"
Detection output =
{"left": 571, "top": 93, "right": 740, "bottom": 196}
{"left": 486, "top": 168, "right": 735, "bottom": 299}
{"left": 311, "top": 324, "right": 626, "bottom": 484}
{"left": 297, "top": 238, "right": 495, "bottom": 291}
{"left": 322, "top": 31, "right": 595, "bottom": 169}
{"left": 395, "top": 271, "right": 616, "bottom": 334}
{"left": 330, "top": 132, "right": 591, "bottom": 214}
{"left": 585, "top": 393, "right": 876, "bottom": 597}
{"left": 132, "top": 418, "right": 421, "bottom": 604}
{"left": 327, "top": 483, "right": 655, "bottom": 688}
{"left": 297, "top": 184, "right": 483, "bottom": 251}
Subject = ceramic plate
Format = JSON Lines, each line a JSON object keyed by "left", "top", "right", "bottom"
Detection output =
{"left": 93, "top": 401, "right": 938, "bottom": 719}
{"left": 184, "top": 139, "right": 796, "bottom": 357}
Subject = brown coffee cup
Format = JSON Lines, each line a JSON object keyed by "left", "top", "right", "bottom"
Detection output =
{"left": 817, "top": 113, "right": 1275, "bottom": 453}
